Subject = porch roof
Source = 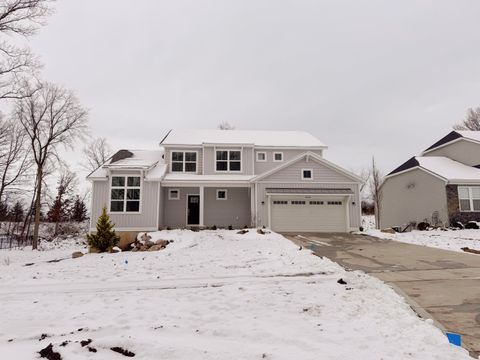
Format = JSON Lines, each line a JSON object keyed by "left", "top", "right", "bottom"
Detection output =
{"left": 266, "top": 188, "right": 354, "bottom": 195}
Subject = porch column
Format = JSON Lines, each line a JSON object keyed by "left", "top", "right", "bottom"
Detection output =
{"left": 199, "top": 185, "right": 205, "bottom": 227}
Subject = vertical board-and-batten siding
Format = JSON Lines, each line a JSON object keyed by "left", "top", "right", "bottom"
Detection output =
{"left": 203, "top": 187, "right": 251, "bottom": 228}
{"left": 162, "top": 187, "right": 199, "bottom": 228}
{"left": 256, "top": 158, "right": 361, "bottom": 229}
{"left": 90, "top": 177, "right": 160, "bottom": 231}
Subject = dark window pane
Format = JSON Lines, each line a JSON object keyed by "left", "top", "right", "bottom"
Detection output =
{"left": 216, "top": 151, "right": 228, "bottom": 160}
{"left": 274, "top": 153, "right": 283, "bottom": 161}
{"left": 110, "top": 201, "right": 124, "bottom": 212}
{"left": 185, "top": 152, "right": 197, "bottom": 161}
{"left": 111, "top": 176, "right": 125, "bottom": 187}
{"left": 217, "top": 190, "right": 226, "bottom": 199}
{"left": 303, "top": 170, "right": 312, "bottom": 178}
{"left": 460, "top": 200, "right": 471, "bottom": 211}
{"left": 185, "top": 163, "right": 197, "bottom": 172}
{"left": 127, "top": 177, "right": 141, "bottom": 187}
{"left": 172, "top": 152, "right": 183, "bottom": 161}
{"left": 172, "top": 162, "right": 183, "bottom": 172}
{"left": 126, "top": 201, "right": 140, "bottom": 212}
{"left": 230, "top": 161, "right": 241, "bottom": 171}
{"left": 216, "top": 161, "right": 228, "bottom": 171}
{"left": 127, "top": 189, "right": 140, "bottom": 200}
{"left": 169, "top": 190, "right": 179, "bottom": 199}
{"left": 229, "top": 151, "right": 241, "bottom": 160}
{"left": 111, "top": 189, "right": 125, "bottom": 200}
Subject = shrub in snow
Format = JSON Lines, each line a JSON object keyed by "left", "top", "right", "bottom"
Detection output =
{"left": 451, "top": 221, "right": 464, "bottom": 230}
{"left": 87, "top": 206, "right": 120, "bottom": 252}
{"left": 417, "top": 222, "right": 430, "bottom": 231}
{"left": 465, "top": 221, "right": 480, "bottom": 230}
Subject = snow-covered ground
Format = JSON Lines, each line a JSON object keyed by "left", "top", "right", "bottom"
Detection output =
{"left": 0, "top": 230, "right": 471, "bottom": 359}
{"left": 363, "top": 215, "right": 480, "bottom": 253}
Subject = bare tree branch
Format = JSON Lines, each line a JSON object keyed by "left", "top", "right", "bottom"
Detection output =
{"left": 81, "top": 137, "right": 112, "bottom": 173}
{"left": 454, "top": 107, "right": 480, "bottom": 131}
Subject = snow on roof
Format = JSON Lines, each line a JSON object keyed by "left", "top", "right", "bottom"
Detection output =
{"left": 87, "top": 149, "right": 166, "bottom": 180}
{"left": 415, "top": 156, "right": 480, "bottom": 182}
{"left": 160, "top": 129, "right": 327, "bottom": 148}
{"left": 456, "top": 130, "right": 480, "bottom": 143}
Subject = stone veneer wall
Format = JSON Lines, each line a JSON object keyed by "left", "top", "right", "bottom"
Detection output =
{"left": 446, "top": 184, "right": 480, "bottom": 224}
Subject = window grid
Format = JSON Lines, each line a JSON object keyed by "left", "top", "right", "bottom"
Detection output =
{"left": 171, "top": 151, "right": 197, "bottom": 173}
{"left": 309, "top": 201, "right": 324, "bottom": 205}
{"left": 327, "top": 201, "right": 342, "bottom": 205}
{"left": 216, "top": 150, "right": 241, "bottom": 172}
{"left": 291, "top": 200, "right": 306, "bottom": 205}
{"left": 459, "top": 186, "right": 480, "bottom": 212}
{"left": 216, "top": 189, "right": 228, "bottom": 200}
{"left": 256, "top": 152, "right": 267, "bottom": 162}
{"left": 110, "top": 176, "right": 141, "bottom": 213}
{"left": 273, "top": 200, "right": 288, "bottom": 205}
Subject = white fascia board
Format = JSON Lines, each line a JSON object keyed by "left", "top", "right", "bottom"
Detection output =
{"left": 448, "top": 179, "right": 480, "bottom": 185}
{"left": 382, "top": 166, "right": 448, "bottom": 184}
{"left": 251, "top": 151, "right": 364, "bottom": 183}
{"left": 421, "top": 137, "right": 480, "bottom": 155}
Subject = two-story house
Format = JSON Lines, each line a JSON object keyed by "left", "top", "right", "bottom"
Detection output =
{"left": 380, "top": 130, "right": 480, "bottom": 229}
{"left": 87, "top": 129, "right": 363, "bottom": 242}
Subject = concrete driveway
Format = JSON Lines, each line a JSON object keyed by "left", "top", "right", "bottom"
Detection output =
{"left": 284, "top": 232, "right": 480, "bottom": 357}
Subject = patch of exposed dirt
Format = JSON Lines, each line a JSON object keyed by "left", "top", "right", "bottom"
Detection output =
{"left": 38, "top": 343, "right": 62, "bottom": 360}
{"left": 111, "top": 346, "right": 135, "bottom": 357}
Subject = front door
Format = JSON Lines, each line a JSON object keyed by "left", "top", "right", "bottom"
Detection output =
{"left": 187, "top": 195, "right": 200, "bottom": 225}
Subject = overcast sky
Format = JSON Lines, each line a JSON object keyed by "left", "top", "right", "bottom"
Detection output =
{"left": 24, "top": 0, "right": 480, "bottom": 180}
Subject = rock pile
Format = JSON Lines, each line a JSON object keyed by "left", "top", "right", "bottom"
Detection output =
{"left": 131, "top": 233, "right": 170, "bottom": 252}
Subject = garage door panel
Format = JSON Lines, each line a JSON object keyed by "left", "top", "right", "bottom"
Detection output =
{"left": 271, "top": 196, "right": 347, "bottom": 232}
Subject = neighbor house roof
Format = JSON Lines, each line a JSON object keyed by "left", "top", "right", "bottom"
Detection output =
{"left": 87, "top": 150, "right": 166, "bottom": 180}
{"left": 423, "top": 130, "right": 480, "bottom": 153}
{"left": 387, "top": 156, "right": 480, "bottom": 183}
{"left": 160, "top": 129, "right": 327, "bottom": 148}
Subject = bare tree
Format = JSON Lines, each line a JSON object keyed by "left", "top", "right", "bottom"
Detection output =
{"left": 369, "top": 157, "right": 383, "bottom": 229}
{"left": 218, "top": 121, "right": 235, "bottom": 130}
{"left": 0, "top": 117, "right": 31, "bottom": 202}
{"left": 0, "top": 0, "right": 54, "bottom": 100}
{"left": 81, "top": 137, "right": 112, "bottom": 173}
{"left": 15, "top": 81, "right": 88, "bottom": 249}
{"left": 454, "top": 107, "right": 480, "bottom": 131}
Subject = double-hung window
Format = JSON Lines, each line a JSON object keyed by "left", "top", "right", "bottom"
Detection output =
{"left": 216, "top": 150, "right": 241, "bottom": 172}
{"left": 171, "top": 151, "right": 197, "bottom": 172}
{"left": 458, "top": 186, "right": 480, "bottom": 212}
{"left": 110, "top": 176, "right": 141, "bottom": 213}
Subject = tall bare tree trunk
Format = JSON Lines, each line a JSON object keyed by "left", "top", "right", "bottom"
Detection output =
{"left": 32, "top": 166, "right": 42, "bottom": 249}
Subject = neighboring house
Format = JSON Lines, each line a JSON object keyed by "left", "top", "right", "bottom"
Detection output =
{"left": 87, "top": 129, "right": 363, "bottom": 239}
{"left": 380, "top": 130, "right": 480, "bottom": 229}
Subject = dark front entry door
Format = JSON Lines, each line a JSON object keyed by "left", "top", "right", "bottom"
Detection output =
{"left": 187, "top": 195, "right": 200, "bottom": 225}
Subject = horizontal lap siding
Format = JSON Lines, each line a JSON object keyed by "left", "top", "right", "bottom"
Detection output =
{"left": 254, "top": 149, "right": 323, "bottom": 175}
{"left": 204, "top": 187, "right": 251, "bottom": 228}
{"left": 90, "top": 179, "right": 159, "bottom": 230}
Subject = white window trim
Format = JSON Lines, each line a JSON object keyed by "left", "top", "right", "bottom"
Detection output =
{"left": 168, "top": 188, "right": 180, "bottom": 200}
{"left": 301, "top": 168, "right": 313, "bottom": 180}
{"left": 170, "top": 150, "right": 198, "bottom": 173}
{"left": 215, "top": 149, "right": 242, "bottom": 173}
{"left": 273, "top": 152, "right": 284, "bottom": 162}
{"left": 109, "top": 175, "right": 142, "bottom": 214}
{"left": 458, "top": 186, "right": 480, "bottom": 212}
{"left": 256, "top": 151, "right": 267, "bottom": 162}
{"left": 216, "top": 189, "right": 228, "bottom": 200}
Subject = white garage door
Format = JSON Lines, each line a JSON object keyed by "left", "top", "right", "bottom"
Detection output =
{"left": 270, "top": 196, "right": 347, "bottom": 232}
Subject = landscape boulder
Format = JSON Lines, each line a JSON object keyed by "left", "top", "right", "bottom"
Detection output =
{"left": 380, "top": 228, "right": 396, "bottom": 234}
{"left": 465, "top": 221, "right": 480, "bottom": 230}
{"left": 72, "top": 251, "right": 84, "bottom": 259}
{"left": 417, "top": 222, "right": 430, "bottom": 231}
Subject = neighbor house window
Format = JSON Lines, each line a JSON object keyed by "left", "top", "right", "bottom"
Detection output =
{"left": 171, "top": 151, "right": 197, "bottom": 172}
{"left": 273, "top": 152, "right": 283, "bottom": 162}
{"left": 256, "top": 152, "right": 266, "bottom": 162}
{"left": 168, "top": 189, "right": 180, "bottom": 200}
{"left": 458, "top": 186, "right": 480, "bottom": 211}
{"left": 302, "top": 169, "right": 313, "bottom": 180}
{"left": 216, "top": 189, "right": 228, "bottom": 200}
{"left": 216, "top": 150, "right": 241, "bottom": 172}
{"left": 110, "top": 176, "right": 141, "bottom": 213}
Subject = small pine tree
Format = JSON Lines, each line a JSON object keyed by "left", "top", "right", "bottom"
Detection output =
{"left": 9, "top": 201, "right": 24, "bottom": 222}
{"left": 71, "top": 196, "right": 88, "bottom": 222}
{"left": 87, "top": 206, "right": 120, "bottom": 252}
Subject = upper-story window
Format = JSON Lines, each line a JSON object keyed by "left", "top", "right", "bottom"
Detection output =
{"left": 273, "top": 152, "right": 283, "bottom": 162}
{"left": 459, "top": 186, "right": 480, "bottom": 212}
{"left": 171, "top": 151, "right": 197, "bottom": 172}
{"left": 302, "top": 169, "right": 313, "bottom": 180}
{"left": 256, "top": 152, "right": 267, "bottom": 162}
{"left": 216, "top": 150, "right": 241, "bottom": 172}
{"left": 110, "top": 176, "right": 141, "bottom": 213}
